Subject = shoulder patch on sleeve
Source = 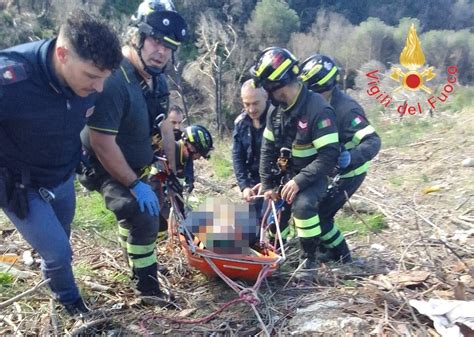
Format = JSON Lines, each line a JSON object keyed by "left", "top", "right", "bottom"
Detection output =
{"left": 317, "top": 118, "right": 332, "bottom": 129}
{"left": 234, "top": 112, "right": 247, "bottom": 125}
{"left": 0, "top": 62, "right": 29, "bottom": 86}
{"left": 351, "top": 116, "right": 363, "bottom": 127}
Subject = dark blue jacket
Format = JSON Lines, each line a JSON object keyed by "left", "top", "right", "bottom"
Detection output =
{"left": 0, "top": 39, "right": 97, "bottom": 188}
{"left": 232, "top": 103, "right": 271, "bottom": 191}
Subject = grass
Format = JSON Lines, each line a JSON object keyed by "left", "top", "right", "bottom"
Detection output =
{"left": 0, "top": 272, "right": 13, "bottom": 286}
{"left": 73, "top": 262, "right": 94, "bottom": 278}
{"left": 73, "top": 184, "right": 116, "bottom": 232}
{"left": 442, "top": 86, "right": 474, "bottom": 113}
{"left": 208, "top": 138, "right": 233, "bottom": 179}
{"left": 335, "top": 213, "right": 387, "bottom": 236}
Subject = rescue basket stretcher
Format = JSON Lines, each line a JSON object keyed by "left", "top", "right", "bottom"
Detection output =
{"left": 168, "top": 193, "right": 287, "bottom": 282}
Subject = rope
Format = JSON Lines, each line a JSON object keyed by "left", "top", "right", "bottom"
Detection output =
{"left": 139, "top": 195, "right": 277, "bottom": 335}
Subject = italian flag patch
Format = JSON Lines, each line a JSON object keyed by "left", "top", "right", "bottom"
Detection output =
{"left": 351, "top": 116, "right": 362, "bottom": 127}
{"left": 318, "top": 118, "right": 332, "bottom": 128}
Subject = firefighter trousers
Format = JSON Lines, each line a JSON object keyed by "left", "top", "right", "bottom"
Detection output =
{"left": 318, "top": 173, "right": 367, "bottom": 263}
{"left": 99, "top": 177, "right": 166, "bottom": 296}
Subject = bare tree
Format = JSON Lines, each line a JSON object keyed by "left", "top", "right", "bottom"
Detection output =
{"left": 182, "top": 12, "right": 238, "bottom": 138}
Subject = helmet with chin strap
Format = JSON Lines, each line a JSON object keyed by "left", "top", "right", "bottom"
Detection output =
{"left": 182, "top": 125, "right": 214, "bottom": 159}
{"left": 249, "top": 47, "right": 300, "bottom": 93}
{"left": 130, "top": 0, "right": 187, "bottom": 76}
{"left": 299, "top": 54, "right": 340, "bottom": 93}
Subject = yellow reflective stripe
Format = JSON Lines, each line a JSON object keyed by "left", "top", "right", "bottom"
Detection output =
{"left": 353, "top": 125, "right": 375, "bottom": 144}
{"left": 300, "top": 64, "right": 322, "bottom": 82}
{"left": 268, "top": 59, "right": 292, "bottom": 81}
{"left": 341, "top": 161, "right": 370, "bottom": 178}
{"left": 163, "top": 36, "right": 180, "bottom": 46}
{"left": 312, "top": 133, "right": 339, "bottom": 149}
{"left": 296, "top": 226, "right": 321, "bottom": 238}
{"left": 118, "top": 226, "right": 129, "bottom": 237}
{"left": 292, "top": 147, "right": 317, "bottom": 158}
{"left": 256, "top": 57, "right": 272, "bottom": 77}
{"left": 129, "top": 255, "right": 157, "bottom": 268}
{"left": 326, "top": 233, "right": 344, "bottom": 248}
{"left": 294, "top": 214, "right": 320, "bottom": 228}
{"left": 187, "top": 129, "right": 195, "bottom": 142}
{"left": 118, "top": 238, "right": 127, "bottom": 248}
{"left": 281, "top": 225, "right": 291, "bottom": 239}
{"left": 317, "top": 66, "right": 338, "bottom": 85}
{"left": 157, "top": 231, "right": 168, "bottom": 241}
{"left": 126, "top": 242, "right": 155, "bottom": 255}
{"left": 321, "top": 226, "right": 338, "bottom": 242}
{"left": 89, "top": 126, "right": 119, "bottom": 134}
{"left": 263, "top": 128, "right": 275, "bottom": 141}
{"left": 344, "top": 141, "right": 357, "bottom": 150}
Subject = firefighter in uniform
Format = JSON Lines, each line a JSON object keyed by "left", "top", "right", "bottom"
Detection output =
{"left": 299, "top": 54, "right": 381, "bottom": 263}
{"left": 0, "top": 10, "right": 122, "bottom": 314}
{"left": 250, "top": 47, "right": 343, "bottom": 281}
{"left": 78, "top": 0, "right": 187, "bottom": 305}
{"left": 176, "top": 125, "right": 213, "bottom": 190}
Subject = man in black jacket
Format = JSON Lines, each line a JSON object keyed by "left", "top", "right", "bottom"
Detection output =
{"left": 232, "top": 80, "right": 271, "bottom": 209}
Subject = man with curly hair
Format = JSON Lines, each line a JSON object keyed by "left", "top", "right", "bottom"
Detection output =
{"left": 0, "top": 9, "right": 122, "bottom": 315}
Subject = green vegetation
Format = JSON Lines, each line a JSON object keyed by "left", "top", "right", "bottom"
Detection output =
{"left": 73, "top": 262, "right": 94, "bottom": 278}
{"left": 442, "top": 86, "right": 474, "bottom": 113}
{"left": 336, "top": 213, "right": 387, "bottom": 236}
{"left": 209, "top": 140, "right": 233, "bottom": 179}
{"left": 74, "top": 187, "right": 116, "bottom": 232}
{"left": 0, "top": 272, "right": 13, "bottom": 286}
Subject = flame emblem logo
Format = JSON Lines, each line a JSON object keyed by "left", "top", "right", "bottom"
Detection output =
{"left": 390, "top": 24, "right": 436, "bottom": 93}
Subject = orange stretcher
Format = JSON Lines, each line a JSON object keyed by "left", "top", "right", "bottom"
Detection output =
{"left": 178, "top": 232, "right": 281, "bottom": 280}
{"left": 168, "top": 193, "right": 286, "bottom": 282}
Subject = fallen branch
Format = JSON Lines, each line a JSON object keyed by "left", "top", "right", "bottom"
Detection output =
{"left": 67, "top": 318, "right": 110, "bottom": 337}
{"left": 0, "top": 278, "right": 50, "bottom": 309}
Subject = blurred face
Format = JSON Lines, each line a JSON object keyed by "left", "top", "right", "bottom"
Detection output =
{"left": 141, "top": 36, "right": 172, "bottom": 70}
{"left": 168, "top": 110, "right": 184, "bottom": 130}
{"left": 186, "top": 143, "right": 202, "bottom": 160}
{"left": 57, "top": 46, "right": 111, "bottom": 97}
{"left": 241, "top": 87, "right": 267, "bottom": 120}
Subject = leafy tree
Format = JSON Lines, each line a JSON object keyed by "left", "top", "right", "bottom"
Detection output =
{"left": 245, "top": 0, "right": 299, "bottom": 48}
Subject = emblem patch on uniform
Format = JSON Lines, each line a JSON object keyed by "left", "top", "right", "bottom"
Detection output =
{"left": 3, "top": 70, "right": 13, "bottom": 80}
{"left": 318, "top": 118, "right": 332, "bottom": 129}
{"left": 297, "top": 119, "right": 308, "bottom": 130}
{"left": 0, "top": 64, "right": 28, "bottom": 85}
{"left": 85, "top": 106, "right": 95, "bottom": 118}
{"left": 351, "top": 116, "right": 363, "bottom": 126}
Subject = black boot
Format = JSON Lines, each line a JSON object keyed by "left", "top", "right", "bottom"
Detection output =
{"left": 133, "top": 263, "right": 175, "bottom": 307}
{"left": 327, "top": 239, "right": 353, "bottom": 264}
{"left": 64, "top": 297, "right": 90, "bottom": 316}
{"left": 294, "top": 237, "right": 320, "bottom": 283}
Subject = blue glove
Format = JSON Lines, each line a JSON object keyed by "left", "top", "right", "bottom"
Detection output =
{"left": 130, "top": 181, "right": 160, "bottom": 216}
{"left": 337, "top": 150, "right": 351, "bottom": 169}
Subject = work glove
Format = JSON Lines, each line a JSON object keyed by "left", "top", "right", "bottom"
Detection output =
{"left": 130, "top": 181, "right": 160, "bottom": 217}
{"left": 337, "top": 150, "right": 351, "bottom": 169}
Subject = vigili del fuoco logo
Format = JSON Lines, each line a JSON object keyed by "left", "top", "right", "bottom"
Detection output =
{"left": 366, "top": 24, "right": 458, "bottom": 116}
